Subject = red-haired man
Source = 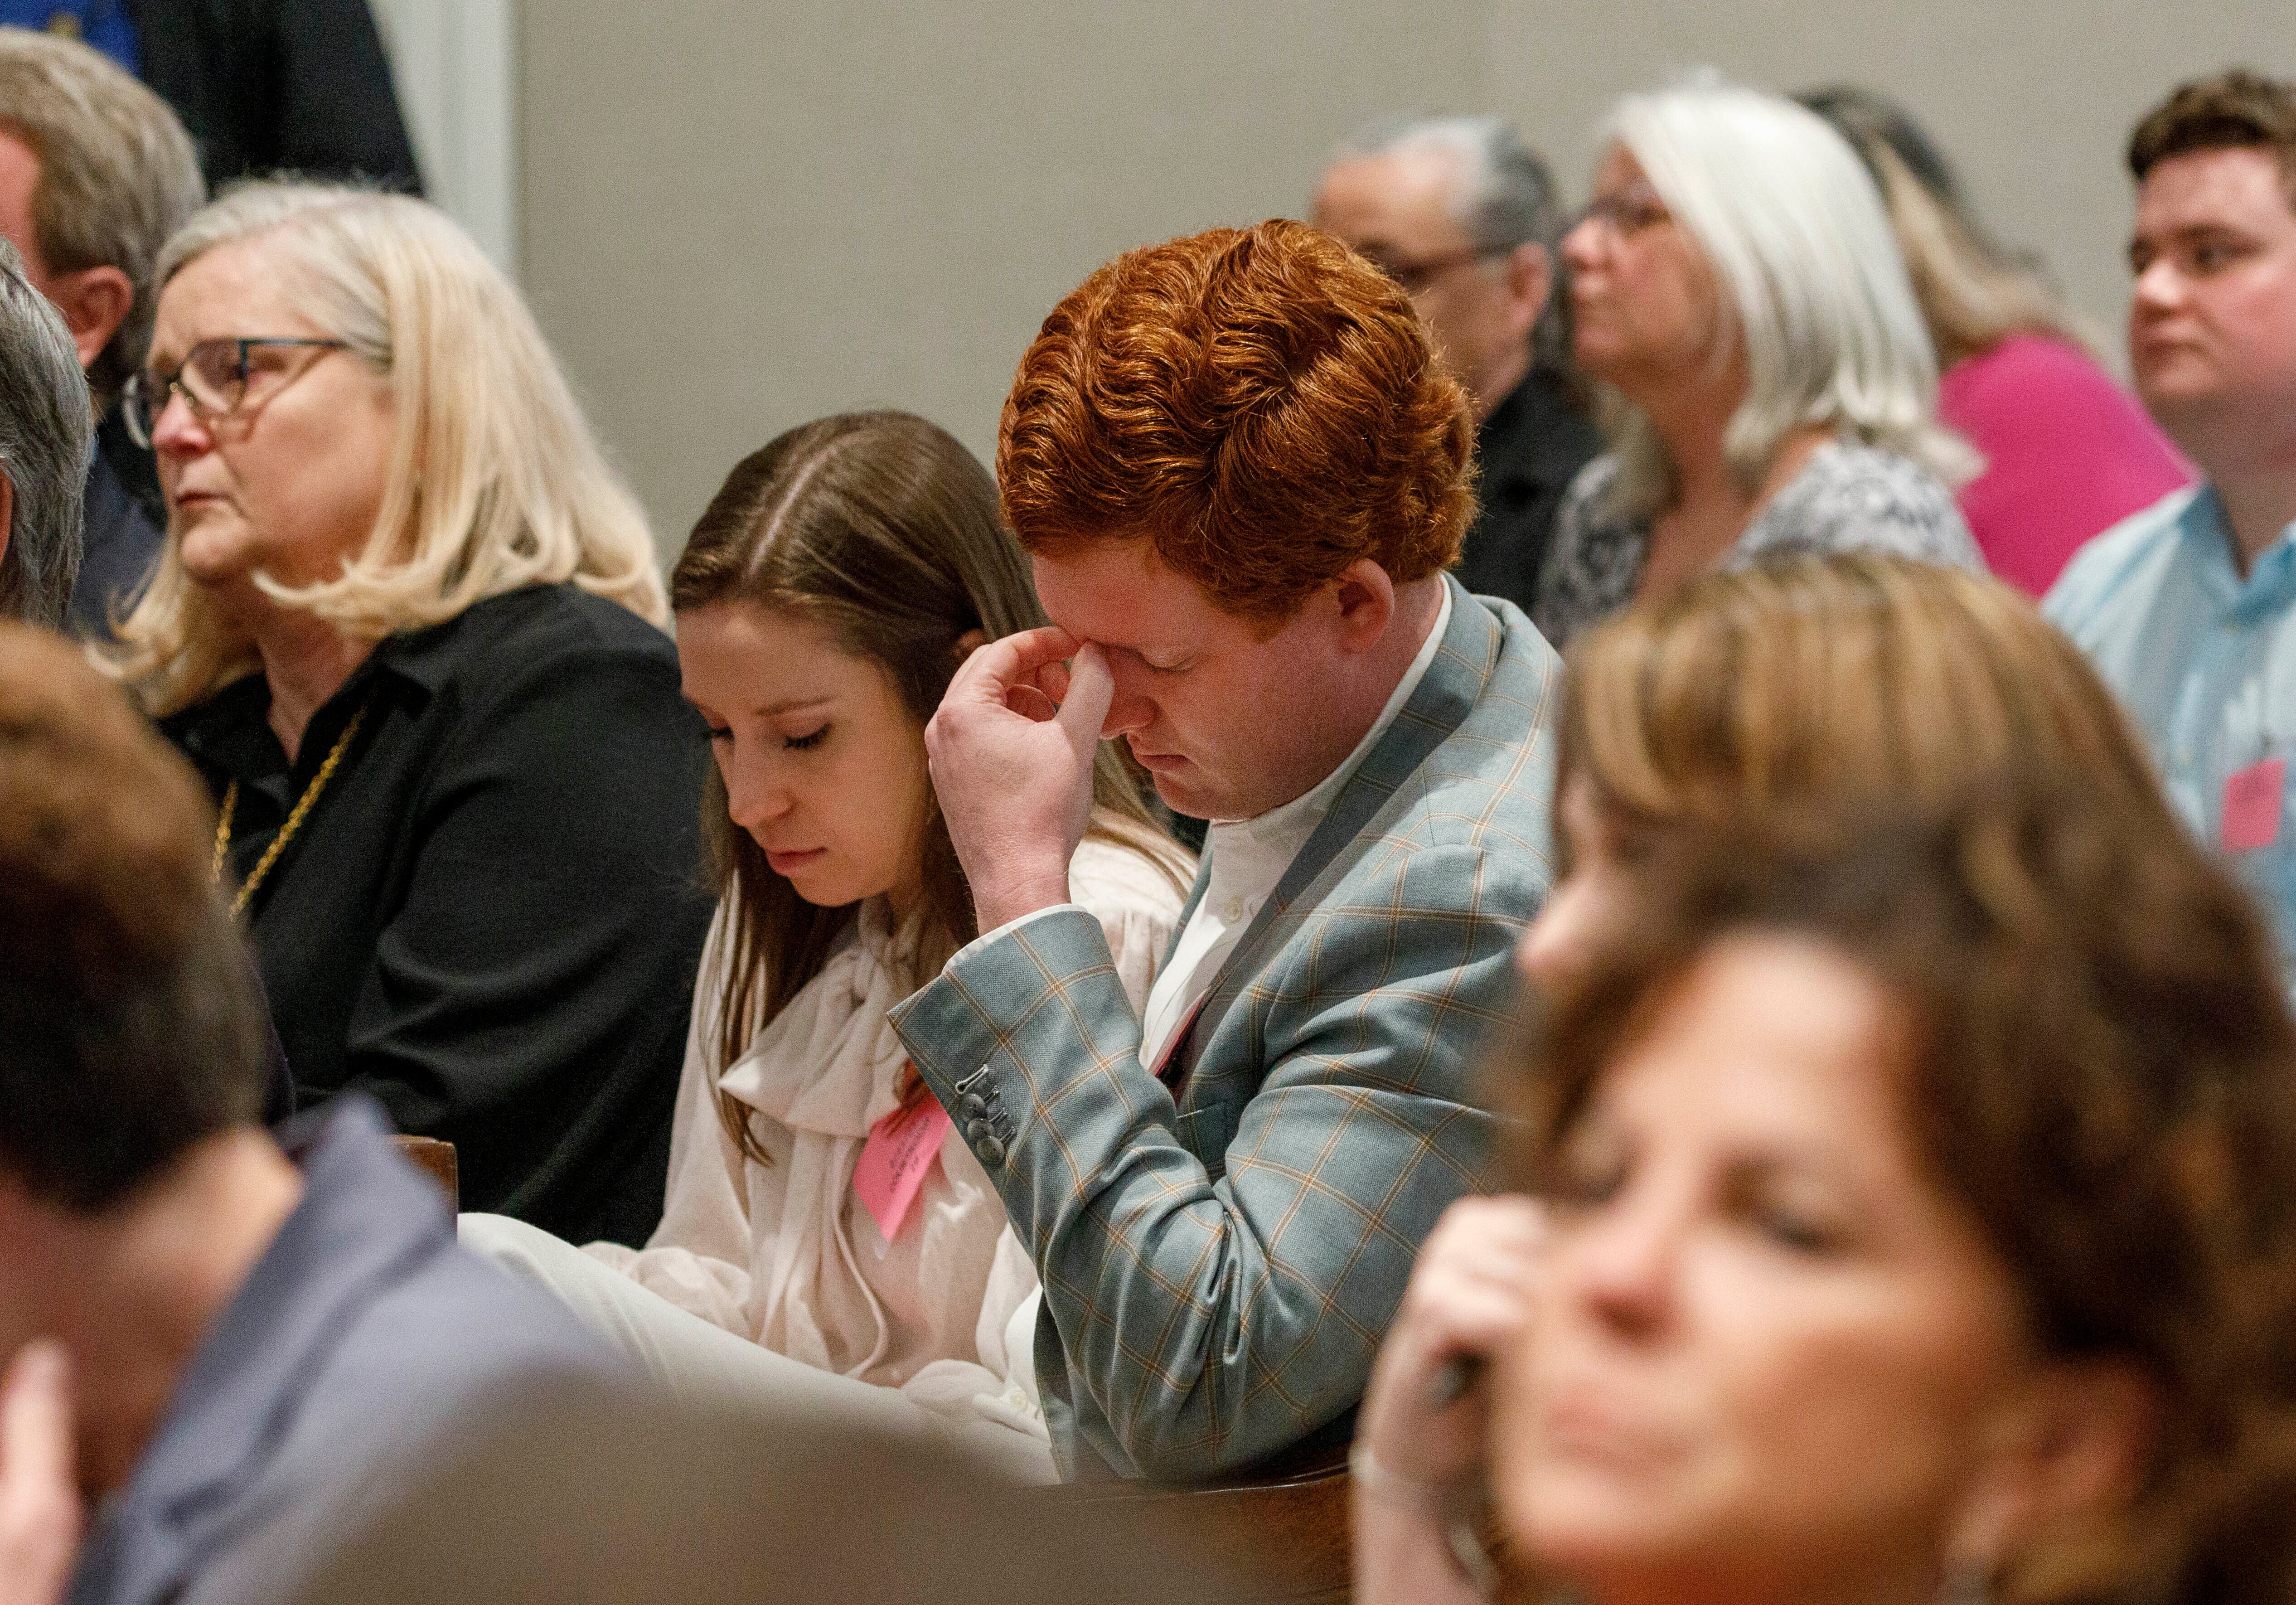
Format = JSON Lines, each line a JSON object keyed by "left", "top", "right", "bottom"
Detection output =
{"left": 890, "top": 220, "right": 1561, "bottom": 1481}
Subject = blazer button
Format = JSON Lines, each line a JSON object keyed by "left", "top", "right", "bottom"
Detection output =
{"left": 964, "top": 1118, "right": 993, "bottom": 1145}
{"left": 959, "top": 1093, "right": 990, "bottom": 1121}
{"left": 974, "top": 1135, "right": 1008, "bottom": 1166}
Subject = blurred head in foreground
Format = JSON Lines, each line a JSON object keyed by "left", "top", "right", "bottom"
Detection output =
{"left": 0, "top": 621, "right": 271, "bottom": 1497}
{"left": 1520, "top": 550, "right": 2169, "bottom": 981}
{"left": 0, "top": 620, "right": 264, "bottom": 1217}
{"left": 1493, "top": 774, "right": 2296, "bottom": 1605}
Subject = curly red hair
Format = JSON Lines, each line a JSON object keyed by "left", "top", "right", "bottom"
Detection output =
{"left": 996, "top": 219, "right": 1475, "bottom": 621}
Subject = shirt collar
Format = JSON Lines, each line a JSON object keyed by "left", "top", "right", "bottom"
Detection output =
{"left": 161, "top": 588, "right": 531, "bottom": 783}
{"left": 1203, "top": 583, "right": 1454, "bottom": 895}
{"left": 2183, "top": 484, "right": 2296, "bottom": 619}
{"left": 93, "top": 1101, "right": 450, "bottom": 1586}
{"left": 364, "top": 592, "right": 506, "bottom": 695}
{"left": 162, "top": 672, "right": 283, "bottom": 786}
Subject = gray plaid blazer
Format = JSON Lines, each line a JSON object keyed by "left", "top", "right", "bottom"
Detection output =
{"left": 890, "top": 580, "right": 1560, "bottom": 1481}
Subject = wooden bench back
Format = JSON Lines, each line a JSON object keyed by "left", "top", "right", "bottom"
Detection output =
{"left": 389, "top": 1134, "right": 460, "bottom": 1210}
{"left": 1051, "top": 1461, "right": 1350, "bottom": 1603}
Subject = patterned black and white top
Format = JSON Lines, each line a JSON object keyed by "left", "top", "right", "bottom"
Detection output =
{"left": 1529, "top": 442, "right": 1983, "bottom": 650}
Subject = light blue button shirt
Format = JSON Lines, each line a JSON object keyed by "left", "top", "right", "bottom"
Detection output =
{"left": 2045, "top": 484, "right": 2296, "bottom": 982}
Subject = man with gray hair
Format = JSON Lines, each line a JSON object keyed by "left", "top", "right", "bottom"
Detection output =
{"left": 0, "top": 235, "right": 88, "bottom": 629}
{"left": 0, "top": 26, "right": 203, "bottom": 635}
{"left": 1314, "top": 114, "right": 1603, "bottom": 616}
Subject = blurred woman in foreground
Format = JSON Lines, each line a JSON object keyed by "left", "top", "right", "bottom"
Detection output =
{"left": 1518, "top": 550, "right": 2168, "bottom": 983}
{"left": 1353, "top": 551, "right": 2202, "bottom": 1599}
{"left": 1358, "top": 776, "right": 2296, "bottom": 1604}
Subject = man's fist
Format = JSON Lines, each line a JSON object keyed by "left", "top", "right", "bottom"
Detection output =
{"left": 925, "top": 626, "right": 1112, "bottom": 933}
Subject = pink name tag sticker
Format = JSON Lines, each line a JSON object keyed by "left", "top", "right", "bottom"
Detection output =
{"left": 852, "top": 1094, "right": 951, "bottom": 1241}
{"left": 2223, "top": 757, "right": 2287, "bottom": 853}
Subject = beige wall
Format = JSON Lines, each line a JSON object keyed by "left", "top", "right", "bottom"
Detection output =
{"left": 519, "top": 1, "right": 2296, "bottom": 561}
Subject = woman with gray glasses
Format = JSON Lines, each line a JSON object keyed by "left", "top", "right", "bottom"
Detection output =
{"left": 104, "top": 182, "right": 713, "bottom": 1249}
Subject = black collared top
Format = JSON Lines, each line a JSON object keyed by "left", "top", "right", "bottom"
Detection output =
{"left": 1455, "top": 365, "right": 1607, "bottom": 618}
{"left": 163, "top": 583, "right": 715, "bottom": 1247}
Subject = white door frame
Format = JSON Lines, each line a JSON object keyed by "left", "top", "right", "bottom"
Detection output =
{"left": 366, "top": 0, "right": 518, "bottom": 276}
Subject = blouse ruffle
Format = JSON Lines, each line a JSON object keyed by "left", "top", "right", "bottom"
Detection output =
{"left": 584, "top": 819, "right": 1190, "bottom": 1458}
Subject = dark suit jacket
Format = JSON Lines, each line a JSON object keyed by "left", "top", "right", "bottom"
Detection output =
{"left": 127, "top": 0, "right": 421, "bottom": 190}
{"left": 1455, "top": 365, "right": 1605, "bottom": 617}
{"left": 68, "top": 447, "right": 162, "bottom": 640}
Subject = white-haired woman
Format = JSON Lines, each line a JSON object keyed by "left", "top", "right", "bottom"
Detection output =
{"left": 1531, "top": 79, "right": 1984, "bottom": 649}
{"left": 106, "top": 184, "right": 715, "bottom": 1248}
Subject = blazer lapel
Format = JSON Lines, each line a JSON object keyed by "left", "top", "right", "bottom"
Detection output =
{"left": 1173, "top": 579, "right": 1502, "bottom": 1094}
{"left": 1158, "top": 853, "right": 1213, "bottom": 973}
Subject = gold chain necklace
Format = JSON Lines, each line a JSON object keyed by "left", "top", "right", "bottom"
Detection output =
{"left": 211, "top": 705, "right": 368, "bottom": 918}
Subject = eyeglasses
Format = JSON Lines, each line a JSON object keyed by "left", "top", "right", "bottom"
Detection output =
{"left": 1357, "top": 242, "right": 1512, "bottom": 296}
{"left": 1573, "top": 186, "right": 1673, "bottom": 239}
{"left": 121, "top": 337, "right": 351, "bottom": 448}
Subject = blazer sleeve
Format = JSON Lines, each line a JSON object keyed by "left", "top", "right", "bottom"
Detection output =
{"left": 889, "top": 838, "right": 1528, "bottom": 1480}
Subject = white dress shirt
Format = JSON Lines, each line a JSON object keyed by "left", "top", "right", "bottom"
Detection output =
{"left": 1136, "top": 583, "right": 1453, "bottom": 1074}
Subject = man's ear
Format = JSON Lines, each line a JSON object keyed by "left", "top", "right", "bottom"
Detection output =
{"left": 1501, "top": 241, "right": 1553, "bottom": 344}
{"left": 42, "top": 266, "right": 131, "bottom": 373}
{"left": 954, "top": 628, "right": 987, "bottom": 660}
{"left": 1328, "top": 558, "right": 1398, "bottom": 654}
{"left": 0, "top": 465, "right": 15, "bottom": 577}
{"left": 1943, "top": 1358, "right": 2160, "bottom": 1578}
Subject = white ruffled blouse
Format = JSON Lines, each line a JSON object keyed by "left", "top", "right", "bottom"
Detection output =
{"left": 585, "top": 828, "right": 1189, "bottom": 1456}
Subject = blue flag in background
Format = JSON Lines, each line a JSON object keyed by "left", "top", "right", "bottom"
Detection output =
{"left": 0, "top": 2, "right": 139, "bottom": 74}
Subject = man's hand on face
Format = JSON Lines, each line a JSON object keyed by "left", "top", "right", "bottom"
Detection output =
{"left": 925, "top": 626, "right": 1114, "bottom": 934}
{"left": 0, "top": 1342, "right": 80, "bottom": 1605}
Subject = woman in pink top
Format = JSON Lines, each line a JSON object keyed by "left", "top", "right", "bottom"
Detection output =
{"left": 1804, "top": 87, "right": 2192, "bottom": 595}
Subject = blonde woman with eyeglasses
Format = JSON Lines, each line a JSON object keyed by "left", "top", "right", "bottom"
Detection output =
{"left": 102, "top": 183, "right": 715, "bottom": 1250}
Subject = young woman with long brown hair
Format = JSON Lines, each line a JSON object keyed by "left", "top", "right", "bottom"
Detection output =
{"left": 461, "top": 412, "right": 1190, "bottom": 1480}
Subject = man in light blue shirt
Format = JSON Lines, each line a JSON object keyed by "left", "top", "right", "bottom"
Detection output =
{"left": 2046, "top": 70, "right": 2296, "bottom": 976}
